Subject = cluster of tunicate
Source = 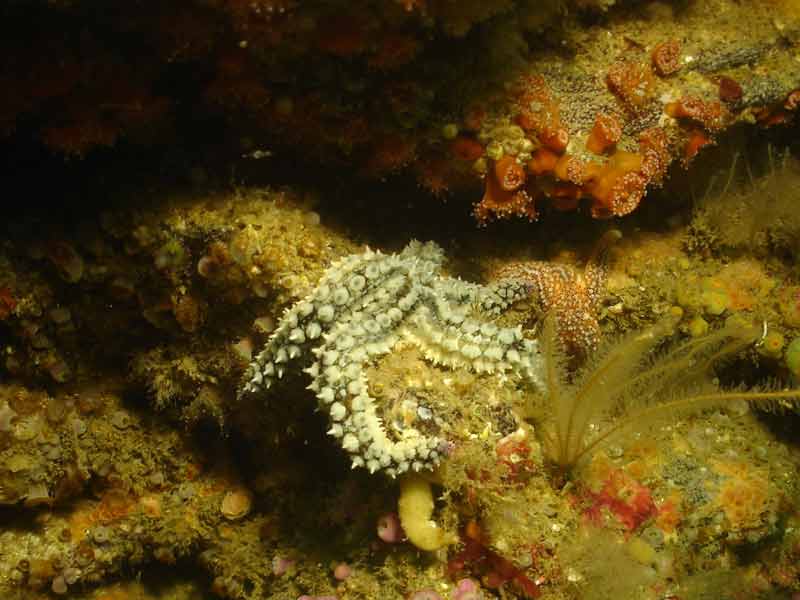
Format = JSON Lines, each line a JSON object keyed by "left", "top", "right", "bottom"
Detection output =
{"left": 0, "top": 381, "right": 221, "bottom": 597}
{"left": 0, "top": 265, "right": 77, "bottom": 383}
{"left": 0, "top": 387, "right": 82, "bottom": 507}
{"left": 786, "top": 337, "right": 800, "bottom": 377}
{"left": 0, "top": 380, "right": 202, "bottom": 518}
{"left": 668, "top": 261, "right": 800, "bottom": 380}
{"left": 779, "top": 285, "right": 800, "bottom": 328}
{"left": 0, "top": 186, "right": 361, "bottom": 436}
{"left": 241, "top": 241, "right": 543, "bottom": 477}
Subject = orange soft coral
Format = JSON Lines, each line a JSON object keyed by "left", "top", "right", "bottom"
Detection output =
{"left": 785, "top": 89, "right": 800, "bottom": 111}
{"left": 651, "top": 39, "right": 681, "bottom": 77}
{"left": 665, "top": 96, "right": 727, "bottom": 131}
{"left": 606, "top": 59, "right": 655, "bottom": 113}
{"left": 683, "top": 129, "right": 714, "bottom": 166}
{"left": 553, "top": 154, "right": 588, "bottom": 185}
{"left": 583, "top": 127, "right": 670, "bottom": 216}
{"left": 0, "top": 288, "right": 16, "bottom": 320}
{"left": 717, "top": 76, "right": 743, "bottom": 104}
{"left": 414, "top": 155, "right": 470, "bottom": 197}
{"left": 584, "top": 152, "right": 646, "bottom": 218}
{"left": 361, "top": 134, "right": 417, "bottom": 176}
{"left": 586, "top": 113, "right": 622, "bottom": 155}
{"left": 450, "top": 136, "right": 484, "bottom": 162}
{"left": 540, "top": 126, "right": 569, "bottom": 154}
{"left": 494, "top": 155, "right": 526, "bottom": 191}
{"left": 638, "top": 126, "right": 670, "bottom": 183}
{"left": 527, "top": 148, "right": 559, "bottom": 176}
{"left": 549, "top": 183, "right": 582, "bottom": 211}
{"left": 512, "top": 75, "right": 566, "bottom": 151}
{"left": 474, "top": 158, "right": 538, "bottom": 224}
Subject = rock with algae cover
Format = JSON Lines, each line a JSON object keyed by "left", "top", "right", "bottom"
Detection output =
{"left": 1, "top": 1, "right": 800, "bottom": 598}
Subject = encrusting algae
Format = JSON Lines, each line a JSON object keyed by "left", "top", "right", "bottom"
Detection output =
{"left": 1, "top": 170, "right": 800, "bottom": 599}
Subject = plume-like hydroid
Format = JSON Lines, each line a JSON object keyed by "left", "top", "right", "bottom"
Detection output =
{"left": 530, "top": 315, "right": 799, "bottom": 476}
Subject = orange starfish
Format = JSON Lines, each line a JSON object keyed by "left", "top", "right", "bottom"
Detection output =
{"left": 494, "top": 230, "right": 621, "bottom": 356}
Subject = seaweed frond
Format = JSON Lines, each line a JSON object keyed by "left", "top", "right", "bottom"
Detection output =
{"left": 531, "top": 315, "right": 800, "bottom": 477}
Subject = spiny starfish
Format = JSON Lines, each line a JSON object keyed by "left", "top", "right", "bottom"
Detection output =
{"left": 493, "top": 230, "right": 622, "bottom": 357}
{"left": 240, "top": 241, "right": 543, "bottom": 476}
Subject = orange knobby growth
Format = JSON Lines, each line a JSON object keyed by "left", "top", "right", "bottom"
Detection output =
{"left": 415, "top": 157, "right": 452, "bottom": 197}
{"left": 638, "top": 126, "right": 670, "bottom": 183}
{"left": 665, "top": 96, "right": 726, "bottom": 131}
{"left": 651, "top": 39, "right": 681, "bottom": 77}
{"left": 362, "top": 134, "right": 416, "bottom": 176}
{"left": 539, "top": 126, "right": 569, "bottom": 154}
{"left": 463, "top": 103, "right": 486, "bottom": 131}
{"left": 0, "top": 288, "right": 17, "bottom": 320}
{"left": 683, "top": 129, "right": 714, "bottom": 166}
{"left": 785, "top": 89, "right": 800, "bottom": 111}
{"left": 494, "top": 156, "right": 526, "bottom": 191}
{"left": 585, "top": 151, "right": 646, "bottom": 218}
{"left": 450, "top": 136, "right": 484, "bottom": 162}
{"left": 717, "top": 76, "right": 743, "bottom": 104}
{"left": 755, "top": 106, "right": 792, "bottom": 127}
{"left": 606, "top": 60, "right": 655, "bottom": 113}
{"left": 553, "top": 154, "right": 587, "bottom": 185}
{"left": 513, "top": 74, "right": 563, "bottom": 145}
{"left": 527, "top": 148, "right": 559, "bottom": 176}
{"left": 586, "top": 113, "right": 622, "bottom": 154}
{"left": 550, "top": 183, "right": 582, "bottom": 211}
{"left": 474, "top": 160, "right": 538, "bottom": 224}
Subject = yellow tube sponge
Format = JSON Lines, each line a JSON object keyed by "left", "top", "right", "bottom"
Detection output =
{"left": 398, "top": 473, "right": 456, "bottom": 551}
